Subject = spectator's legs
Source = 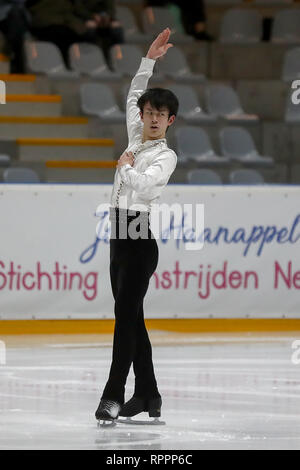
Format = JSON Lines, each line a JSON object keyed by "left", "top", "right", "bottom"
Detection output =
{"left": 94, "top": 25, "right": 125, "bottom": 69}
{"left": 172, "top": 0, "right": 213, "bottom": 40}
{"left": 0, "top": 5, "right": 29, "bottom": 73}
{"left": 30, "top": 25, "right": 81, "bottom": 68}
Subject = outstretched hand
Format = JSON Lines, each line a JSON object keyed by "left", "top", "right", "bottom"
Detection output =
{"left": 146, "top": 28, "right": 173, "bottom": 60}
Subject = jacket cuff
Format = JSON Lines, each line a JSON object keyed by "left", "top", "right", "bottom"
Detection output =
{"left": 119, "top": 163, "right": 132, "bottom": 179}
{"left": 140, "top": 56, "right": 156, "bottom": 72}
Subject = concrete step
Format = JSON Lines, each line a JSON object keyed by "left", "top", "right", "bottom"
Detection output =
{"left": 0, "top": 116, "right": 89, "bottom": 138}
{"left": 0, "top": 74, "right": 36, "bottom": 94}
{"left": 0, "top": 54, "right": 9, "bottom": 74}
{"left": 17, "top": 138, "right": 115, "bottom": 161}
{"left": 45, "top": 160, "right": 116, "bottom": 169}
{"left": 45, "top": 163, "right": 116, "bottom": 183}
{"left": 0, "top": 94, "right": 62, "bottom": 116}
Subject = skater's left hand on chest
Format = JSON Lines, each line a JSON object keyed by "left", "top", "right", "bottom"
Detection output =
{"left": 117, "top": 151, "right": 134, "bottom": 169}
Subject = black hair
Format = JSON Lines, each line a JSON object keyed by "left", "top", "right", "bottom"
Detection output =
{"left": 137, "top": 87, "right": 179, "bottom": 120}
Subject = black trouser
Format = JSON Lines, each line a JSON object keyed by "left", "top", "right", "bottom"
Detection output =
{"left": 101, "top": 209, "right": 160, "bottom": 404}
{"left": 0, "top": 5, "right": 30, "bottom": 73}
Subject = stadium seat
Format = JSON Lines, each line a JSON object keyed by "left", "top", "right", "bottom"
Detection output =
{"left": 3, "top": 167, "right": 40, "bottom": 183}
{"left": 229, "top": 169, "right": 265, "bottom": 184}
{"left": 168, "top": 84, "right": 216, "bottom": 123}
{"left": 25, "top": 40, "right": 79, "bottom": 78}
{"left": 155, "top": 46, "right": 206, "bottom": 83}
{"left": 80, "top": 83, "right": 126, "bottom": 123}
{"left": 272, "top": 9, "right": 300, "bottom": 43}
{"left": 69, "top": 43, "right": 122, "bottom": 80}
{"left": 206, "top": 84, "right": 259, "bottom": 121}
{"left": 220, "top": 127, "right": 274, "bottom": 166}
{"left": 0, "top": 154, "right": 11, "bottom": 167}
{"left": 220, "top": 9, "right": 262, "bottom": 43}
{"left": 142, "top": 7, "right": 193, "bottom": 44}
{"left": 116, "top": 6, "right": 153, "bottom": 43}
{"left": 110, "top": 44, "right": 163, "bottom": 81}
{"left": 187, "top": 168, "right": 223, "bottom": 184}
{"left": 175, "top": 126, "right": 231, "bottom": 166}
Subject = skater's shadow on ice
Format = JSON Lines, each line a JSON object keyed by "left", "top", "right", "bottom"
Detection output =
{"left": 94, "top": 431, "right": 162, "bottom": 447}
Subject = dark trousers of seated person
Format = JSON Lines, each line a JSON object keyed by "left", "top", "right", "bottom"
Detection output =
{"left": 0, "top": 5, "right": 30, "bottom": 73}
{"left": 30, "top": 24, "right": 124, "bottom": 69}
{"left": 101, "top": 219, "right": 160, "bottom": 404}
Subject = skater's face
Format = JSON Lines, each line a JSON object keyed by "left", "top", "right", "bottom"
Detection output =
{"left": 140, "top": 102, "right": 175, "bottom": 141}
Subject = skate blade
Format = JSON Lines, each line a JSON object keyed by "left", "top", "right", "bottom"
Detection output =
{"left": 97, "top": 419, "right": 117, "bottom": 428}
{"left": 117, "top": 417, "right": 166, "bottom": 426}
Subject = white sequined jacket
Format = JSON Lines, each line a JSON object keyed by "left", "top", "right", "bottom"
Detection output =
{"left": 109, "top": 56, "right": 177, "bottom": 213}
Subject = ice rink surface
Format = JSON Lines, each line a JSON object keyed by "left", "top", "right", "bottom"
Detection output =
{"left": 0, "top": 331, "right": 300, "bottom": 450}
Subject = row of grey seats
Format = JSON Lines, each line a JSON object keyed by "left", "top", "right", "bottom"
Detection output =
{"left": 80, "top": 80, "right": 258, "bottom": 124}
{"left": 116, "top": 6, "right": 300, "bottom": 45}
{"left": 79, "top": 74, "right": 275, "bottom": 166}
{"left": 187, "top": 168, "right": 266, "bottom": 185}
{"left": 0, "top": 124, "right": 273, "bottom": 177}
{"left": 24, "top": 41, "right": 300, "bottom": 123}
{"left": 175, "top": 126, "right": 273, "bottom": 167}
{"left": 25, "top": 38, "right": 300, "bottom": 83}
{"left": 80, "top": 77, "right": 300, "bottom": 124}
{"left": 0, "top": 167, "right": 266, "bottom": 185}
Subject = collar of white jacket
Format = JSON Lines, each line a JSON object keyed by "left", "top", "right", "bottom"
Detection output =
{"left": 140, "top": 138, "right": 167, "bottom": 147}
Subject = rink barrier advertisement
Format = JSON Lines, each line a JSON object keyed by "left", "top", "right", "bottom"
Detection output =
{"left": 1, "top": 184, "right": 300, "bottom": 323}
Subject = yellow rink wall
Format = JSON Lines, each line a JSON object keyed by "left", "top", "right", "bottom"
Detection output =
{"left": 0, "top": 319, "right": 300, "bottom": 335}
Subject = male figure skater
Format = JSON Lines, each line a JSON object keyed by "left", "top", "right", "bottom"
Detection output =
{"left": 95, "top": 28, "right": 178, "bottom": 424}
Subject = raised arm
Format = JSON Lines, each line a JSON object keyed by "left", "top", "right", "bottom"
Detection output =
{"left": 126, "top": 57, "right": 156, "bottom": 146}
{"left": 126, "top": 28, "right": 173, "bottom": 146}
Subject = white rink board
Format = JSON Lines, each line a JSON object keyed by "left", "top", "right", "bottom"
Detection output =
{"left": 0, "top": 184, "right": 300, "bottom": 319}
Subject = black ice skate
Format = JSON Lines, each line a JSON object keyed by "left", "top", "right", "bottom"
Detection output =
{"left": 117, "top": 396, "right": 166, "bottom": 425}
{"left": 95, "top": 399, "right": 121, "bottom": 428}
